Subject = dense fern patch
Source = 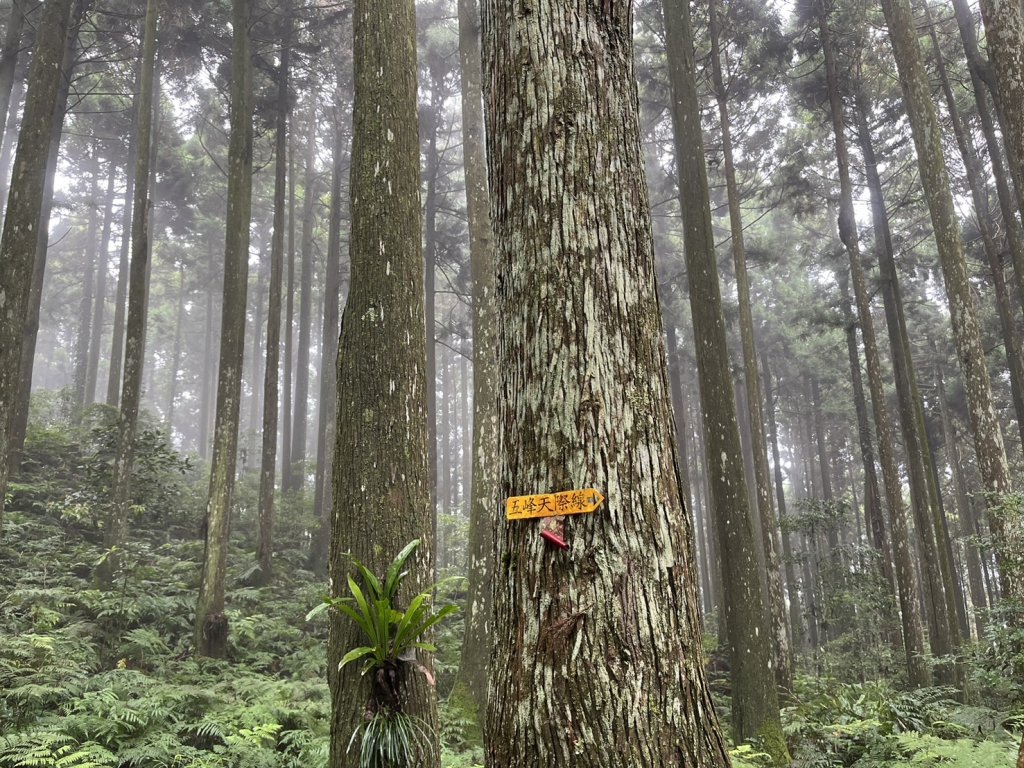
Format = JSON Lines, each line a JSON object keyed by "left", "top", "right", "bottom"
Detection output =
{"left": 0, "top": 413, "right": 1020, "bottom": 767}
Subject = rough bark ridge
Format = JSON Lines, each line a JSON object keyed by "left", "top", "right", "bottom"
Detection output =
{"left": 327, "top": 0, "right": 437, "bottom": 764}
{"left": 453, "top": 0, "right": 497, "bottom": 725}
{"left": 0, "top": 0, "right": 75, "bottom": 536}
{"left": 881, "top": 0, "right": 1020, "bottom": 603}
{"left": 480, "top": 0, "right": 731, "bottom": 764}
{"left": 195, "top": 0, "right": 253, "bottom": 657}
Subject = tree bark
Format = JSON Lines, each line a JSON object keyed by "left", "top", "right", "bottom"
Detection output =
{"left": 708, "top": 0, "right": 791, "bottom": 694}
{"left": 256, "top": 2, "right": 290, "bottom": 585}
{"left": 327, "top": 0, "right": 438, "bottom": 764}
{"left": 195, "top": 0, "right": 253, "bottom": 657}
{"left": 451, "top": 0, "right": 497, "bottom": 728}
{"left": 659, "top": 0, "right": 784, "bottom": 758}
{"left": 881, "top": 0, "right": 1020, "bottom": 603}
{"left": 86, "top": 158, "right": 117, "bottom": 406}
{"left": 0, "top": 0, "right": 25, "bottom": 195}
{"left": 478, "top": 0, "right": 732, "bottom": 764}
{"left": 0, "top": 0, "right": 76, "bottom": 535}
{"left": 97, "top": 0, "right": 157, "bottom": 586}
{"left": 288, "top": 92, "right": 317, "bottom": 493}
{"left": 73, "top": 157, "right": 100, "bottom": 418}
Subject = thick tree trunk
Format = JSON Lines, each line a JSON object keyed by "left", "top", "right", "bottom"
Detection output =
{"left": 478, "top": 0, "right": 732, "bottom": 764}
{"left": 0, "top": 0, "right": 76, "bottom": 535}
{"left": 256, "top": 4, "right": 290, "bottom": 585}
{"left": 97, "top": 0, "right": 157, "bottom": 587}
{"left": 195, "top": 0, "right": 253, "bottom": 657}
{"left": 659, "top": 0, "right": 784, "bottom": 758}
{"left": 328, "top": 0, "right": 437, "bottom": 765}
{"left": 881, "top": 0, "right": 1020, "bottom": 603}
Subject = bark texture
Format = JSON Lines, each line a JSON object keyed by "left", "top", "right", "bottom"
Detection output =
{"left": 480, "top": 0, "right": 733, "bottom": 764}
{"left": 881, "top": 0, "right": 1019, "bottom": 603}
{"left": 661, "top": 0, "right": 786, "bottom": 757}
{"left": 0, "top": 0, "right": 75, "bottom": 535}
{"left": 99, "top": 0, "right": 157, "bottom": 586}
{"left": 453, "top": 0, "right": 497, "bottom": 726}
{"left": 327, "top": 0, "right": 437, "bottom": 764}
{"left": 195, "top": 0, "right": 253, "bottom": 657}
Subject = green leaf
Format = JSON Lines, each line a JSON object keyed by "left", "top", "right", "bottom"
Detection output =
{"left": 384, "top": 539, "right": 420, "bottom": 599}
{"left": 339, "top": 646, "right": 377, "bottom": 670}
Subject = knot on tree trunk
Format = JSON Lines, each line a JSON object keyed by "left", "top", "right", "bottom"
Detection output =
{"left": 838, "top": 206, "right": 857, "bottom": 250}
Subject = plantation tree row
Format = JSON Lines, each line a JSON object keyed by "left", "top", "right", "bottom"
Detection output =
{"left": 0, "top": 0, "right": 1021, "bottom": 765}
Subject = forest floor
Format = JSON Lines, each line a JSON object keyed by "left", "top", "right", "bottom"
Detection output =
{"left": 0, "top": 407, "right": 1021, "bottom": 767}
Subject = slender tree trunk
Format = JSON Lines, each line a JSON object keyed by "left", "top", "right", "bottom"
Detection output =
{"left": 107, "top": 60, "right": 140, "bottom": 408}
{"left": 660, "top": 0, "right": 785, "bottom": 757}
{"left": 86, "top": 158, "right": 117, "bottom": 406}
{"left": 198, "top": 242, "right": 214, "bottom": 458}
{"left": 951, "top": 0, "right": 1024, "bottom": 315}
{"left": 328, "top": 0, "right": 438, "bottom": 764}
{"left": 310, "top": 69, "right": 344, "bottom": 576}
{"left": 881, "top": 0, "right": 1020, "bottom": 603}
{"left": 817, "top": 8, "right": 931, "bottom": 685}
{"left": 97, "top": 0, "right": 157, "bottom": 586}
{"left": 0, "top": 0, "right": 24, "bottom": 181}
{"left": 194, "top": 0, "right": 253, "bottom": 657}
{"left": 166, "top": 262, "right": 185, "bottom": 436}
{"left": 256, "top": 3, "right": 290, "bottom": 585}
{"left": 423, "top": 75, "right": 440, "bottom": 527}
{"left": 289, "top": 93, "right": 316, "bottom": 492}
{"left": 0, "top": 0, "right": 76, "bottom": 533}
{"left": 73, "top": 158, "right": 100, "bottom": 417}
{"left": 708, "top": 0, "right": 791, "bottom": 691}
{"left": 763, "top": 352, "right": 806, "bottom": 650}
{"left": 0, "top": 68, "right": 23, "bottom": 203}
{"left": 452, "top": 0, "right": 496, "bottom": 728}
{"left": 281, "top": 132, "right": 295, "bottom": 489}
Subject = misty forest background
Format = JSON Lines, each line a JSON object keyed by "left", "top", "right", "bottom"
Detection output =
{"left": 0, "top": 0, "right": 1023, "bottom": 766}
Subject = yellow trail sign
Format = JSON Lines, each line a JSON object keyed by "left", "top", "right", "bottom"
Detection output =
{"left": 505, "top": 489, "right": 605, "bottom": 521}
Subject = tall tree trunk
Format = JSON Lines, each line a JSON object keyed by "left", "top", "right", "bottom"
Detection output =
{"left": 950, "top": 0, "right": 1024, "bottom": 315}
{"left": 107, "top": 60, "right": 140, "bottom": 408}
{"left": 289, "top": 93, "right": 316, "bottom": 492}
{"left": 194, "top": 0, "right": 253, "bottom": 657}
{"left": 840, "top": 280, "right": 893, "bottom": 592}
{"left": 328, "top": 0, "right": 438, "bottom": 764}
{"left": 423, "top": 72, "right": 440, "bottom": 527}
{"left": 976, "top": 0, "right": 1024, "bottom": 221}
{"left": 817, "top": 7, "right": 932, "bottom": 685}
{"left": 709, "top": 0, "right": 791, "bottom": 688}
{"left": 881, "top": 0, "right": 1020, "bottom": 603}
{"left": 281, "top": 132, "right": 295, "bottom": 489}
{"left": 73, "top": 157, "right": 100, "bottom": 418}
{"left": 926, "top": 7, "right": 1024, "bottom": 456}
{"left": 0, "top": 0, "right": 24, "bottom": 185}
{"left": 86, "top": 158, "right": 117, "bottom": 406}
{"left": 660, "top": 0, "right": 785, "bottom": 757}
{"left": 763, "top": 352, "right": 806, "bottom": 650}
{"left": 166, "top": 262, "right": 185, "bottom": 436}
{"left": 479, "top": 0, "right": 732, "bottom": 763}
{"left": 0, "top": 0, "right": 76, "bottom": 534}
{"left": 310, "top": 69, "right": 344, "bottom": 576}
{"left": 256, "top": 2, "right": 290, "bottom": 585}
{"left": 97, "top": 0, "right": 157, "bottom": 586}
{"left": 9, "top": 0, "right": 87, "bottom": 467}
{"left": 452, "top": 0, "right": 496, "bottom": 727}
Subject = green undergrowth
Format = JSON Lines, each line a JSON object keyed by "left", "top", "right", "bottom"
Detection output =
{"left": 1, "top": 407, "right": 1021, "bottom": 767}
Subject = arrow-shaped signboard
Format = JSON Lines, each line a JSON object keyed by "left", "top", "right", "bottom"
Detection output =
{"left": 505, "top": 489, "right": 605, "bottom": 521}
